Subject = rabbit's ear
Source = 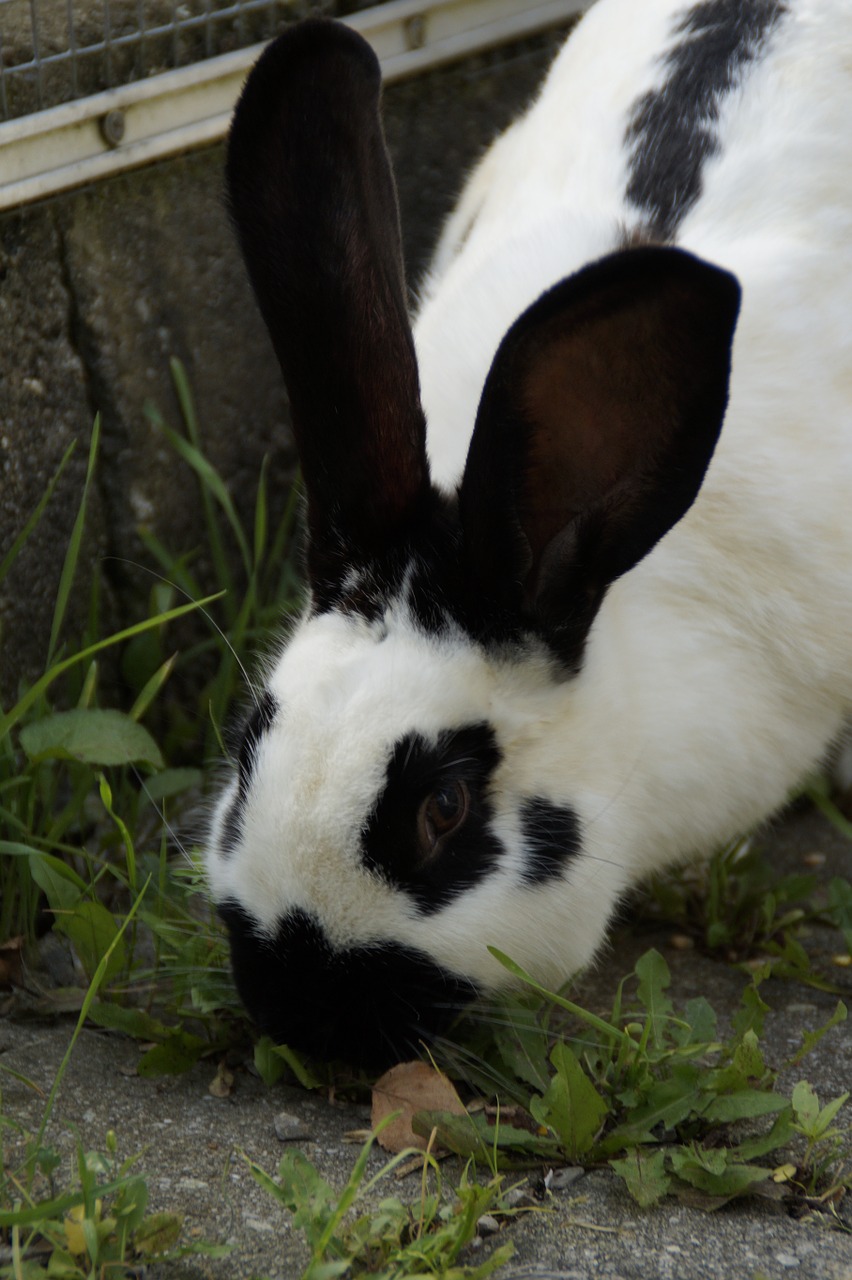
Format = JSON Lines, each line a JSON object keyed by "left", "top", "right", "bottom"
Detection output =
{"left": 460, "top": 246, "right": 740, "bottom": 664}
{"left": 226, "top": 21, "right": 428, "bottom": 587}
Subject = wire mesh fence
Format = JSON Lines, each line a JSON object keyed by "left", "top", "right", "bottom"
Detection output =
{"left": 0, "top": 1, "right": 373, "bottom": 121}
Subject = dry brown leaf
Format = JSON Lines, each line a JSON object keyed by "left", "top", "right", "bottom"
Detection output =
{"left": 208, "top": 1063, "right": 235, "bottom": 1098}
{"left": 371, "top": 1060, "right": 467, "bottom": 1153}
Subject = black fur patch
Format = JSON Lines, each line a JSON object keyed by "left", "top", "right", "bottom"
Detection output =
{"left": 520, "top": 798, "right": 582, "bottom": 884}
{"left": 362, "top": 723, "right": 503, "bottom": 913}
{"left": 218, "top": 902, "right": 478, "bottom": 1070}
{"left": 625, "top": 0, "right": 788, "bottom": 239}
{"left": 237, "top": 690, "right": 278, "bottom": 799}
{"left": 219, "top": 690, "right": 278, "bottom": 856}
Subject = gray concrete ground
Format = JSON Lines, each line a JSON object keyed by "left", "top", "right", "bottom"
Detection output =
{"left": 3, "top": 802, "right": 852, "bottom": 1280}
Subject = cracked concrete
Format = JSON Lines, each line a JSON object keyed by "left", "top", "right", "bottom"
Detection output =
{"left": 0, "top": 203, "right": 110, "bottom": 686}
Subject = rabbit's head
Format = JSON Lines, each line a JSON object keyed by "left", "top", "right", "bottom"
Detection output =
{"left": 206, "top": 19, "right": 740, "bottom": 1069}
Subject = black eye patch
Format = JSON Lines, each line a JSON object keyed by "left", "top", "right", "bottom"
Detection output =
{"left": 361, "top": 722, "right": 503, "bottom": 913}
{"left": 520, "top": 797, "right": 582, "bottom": 884}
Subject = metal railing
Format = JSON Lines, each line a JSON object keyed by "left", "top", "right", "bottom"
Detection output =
{"left": 0, "top": 1, "right": 303, "bottom": 121}
{"left": 0, "top": 0, "right": 586, "bottom": 209}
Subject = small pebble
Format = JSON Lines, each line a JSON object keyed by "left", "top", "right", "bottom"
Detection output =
{"left": 504, "top": 1186, "right": 536, "bottom": 1208}
{"left": 243, "top": 1216, "right": 275, "bottom": 1233}
{"left": 775, "top": 1254, "right": 800, "bottom": 1269}
{"left": 832, "top": 953, "right": 851, "bottom": 967}
{"left": 802, "top": 851, "right": 826, "bottom": 867}
{"left": 669, "top": 933, "right": 694, "bottom": 951}
{"left": 476, "top": 1214, "right": 501, "bottom": 1236}
{"left": 546, "top": 1166, "right": 585, "bottom": 1192}
{"left": 273, "top": 1111, "right": 314, "bottom": 1142}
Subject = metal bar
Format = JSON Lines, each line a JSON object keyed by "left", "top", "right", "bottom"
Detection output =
{"left": 0, "top": 2, "right": 303, "bottom": 90}
{"left": 66, "top": 0, "right": 79, "bottom": 98}
{"left": 28, "top": 0, "right": 44, "bottom": 109}
{"left": 0, "top": 0, "right": 587, "bottom": 211}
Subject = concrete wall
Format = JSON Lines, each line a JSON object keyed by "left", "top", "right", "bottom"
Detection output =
{"left": 0, "top": 23, "right": 571, "bottom": 704}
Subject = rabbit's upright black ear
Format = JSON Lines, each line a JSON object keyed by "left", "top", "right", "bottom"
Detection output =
{"left": 226, "top": 20, "right": 429, "bottom": 589}
{"left": 460, "top": 246, "right": 740, "bottom": 666}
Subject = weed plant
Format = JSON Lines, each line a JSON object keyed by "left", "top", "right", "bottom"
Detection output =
{"left": 1, "top": 364, "right": 851, "bottom": 1276}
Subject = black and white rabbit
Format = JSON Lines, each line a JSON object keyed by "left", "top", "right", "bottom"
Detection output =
{"left": 207, "top": 0, "right": 852, "bottom": 1069}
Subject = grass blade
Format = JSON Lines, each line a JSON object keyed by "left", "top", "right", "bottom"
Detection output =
{"left": 0, "top": 442, "right": 76, "bottom": 591}
{"left": 47, "top": 417, "right": 100, "bottom": 668}
{"left": 0, "top": 592, "right": 223, "bottom": 742}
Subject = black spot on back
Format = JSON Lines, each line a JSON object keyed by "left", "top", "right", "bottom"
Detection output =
{"left": 625, "top": 0, "right": 789, "bottom": 239}
{"left": 362, "top": 723, "right": 503, "bottom": 913}
{"left": 218, "top": 902, "right": 478, "bottom": 1070}
{"left": 520, "top": 798, "right": 582, "bottom": 884}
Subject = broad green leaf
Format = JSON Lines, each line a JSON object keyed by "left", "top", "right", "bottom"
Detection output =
{"left": 113, "top": 1177, "right": 149, "bottom": 1234}
{"left": 20, "top": 708, "right": 164, "bottom": 768}
{"left": 787, "top": 1000, "right": 847, "bottom": 1067}
{"left": 702, "top": 1090, "right": 788, "bottom": 1124}
{"left": 269, "top": 1150, "right": 339, "bottom": 1248}
{"left": 731, "top": 1028, "right": 766, "bottom": 1081}
{"left": 731, "top": 976, "right": 770, "bottom": 1042}
{"left": 611, "top": 1148, "right": 671, "bottom": 1207}
{"left": 791, "top": 1080, "right": 820, "bottom": 1131}
{"left": 0, "top": 840, "right": 48, "bottom": 857}
{"left": 141, "top": 767, "right": 203, "bottom": 806}
{"left": 254, "top": 1035, "right": 287, "bottom": 1086}
{"left": 734, "top": 1106, "right": 795, "bottom": 1161}
{"left": 251, "top": 1038, "right": 325, "bottom": 1091}
{"left": 530, "top": 1042, "right": 607, "bottom": 1160}
{"left": 54, "top": 902, "right": 125, "bottom": 983}
{"left": 136, "top": 1031, "right": 206, "bottom": 1077}
{"left": 86, "top": 1001, "right": 170, "bottom": 1042}
{"left": 270, "top": 1043, "right": 325, "bottom": 1091}
{"left": 134, "top": 1211, "right": 184, "bottom": 1256}
{"left": 491, "top": 1000, "right": 552, "bottom": 1093}
{"left": 711, "top": 1029, "right": 766, "bottom": 1092}
{"left": 674, "top": 997, "right": 717, "bottom": 1047}
{"left": 599, "top": 1062, "right": 703, "bottom": 1152}
{"left": 413, "top": 1110, "right": 561, "bottom": 1160}
{"left": 813, "top": 1090, "right": 850, "bottom": 1136}
{"left": 412, "top": 1110, "right": 488, "bottom": 1159}
{"left": 27, "top": 852, "right": 87, "bottom": 911}
{"left": 669, "top": 1150, "right": 773, "bottom": 1198}
{"left": 635, "top": 949, "right": 673, "bottom": 1051}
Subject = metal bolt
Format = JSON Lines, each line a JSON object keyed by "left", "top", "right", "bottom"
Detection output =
{"left": 100, "top": 109, "right": 125, "bottom": 148}
{"left": 404, "top": 14, "right": 426, "bottom": 51}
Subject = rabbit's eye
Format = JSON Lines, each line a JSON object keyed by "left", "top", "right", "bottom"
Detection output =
{"left": 417, "top": 781, "right": 470, "bottom": 856}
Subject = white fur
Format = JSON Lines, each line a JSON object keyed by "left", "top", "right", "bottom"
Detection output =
{"left": 208, "top": 0, "right": 852, "bottom": 996}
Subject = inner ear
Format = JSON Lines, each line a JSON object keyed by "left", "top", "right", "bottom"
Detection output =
{"left": 460, "top": 245, "right": 741, "bottom": 660}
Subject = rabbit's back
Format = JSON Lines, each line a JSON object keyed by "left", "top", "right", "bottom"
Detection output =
{"left": 416, "top": 0, "right": 852, "bottom": 495}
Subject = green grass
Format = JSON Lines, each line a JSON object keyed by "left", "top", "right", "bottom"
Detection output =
{"left": 1, "top": 362, "right": 851, "bottom": 1276}
{"left": 245, "top": 1121, "right": 520, "bottom": 1279}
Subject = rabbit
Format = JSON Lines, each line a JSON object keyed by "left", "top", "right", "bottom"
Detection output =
{"left": 206, "top": 0, "right": 852, "bottom": 1070}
